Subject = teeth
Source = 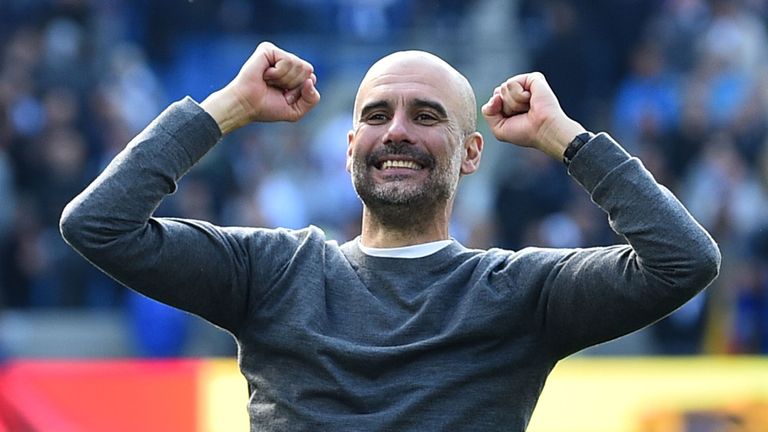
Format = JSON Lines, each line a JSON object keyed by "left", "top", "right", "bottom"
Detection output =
{"left": 381, "top": 160, "right": 421, "bottom": 170}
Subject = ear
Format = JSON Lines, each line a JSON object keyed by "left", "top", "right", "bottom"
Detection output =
{"left": 346, "top": 129, "right": 355, "bottom": 173}
{"left": 460, "top": 132, "right": 483, "bottom": 175}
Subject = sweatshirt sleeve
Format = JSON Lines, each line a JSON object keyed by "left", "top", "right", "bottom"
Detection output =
{"left": 60, "top": 97, "right": 256, "bottom": 334}
{"left": 536, "top": 133, "right": 721, "bottom": 358}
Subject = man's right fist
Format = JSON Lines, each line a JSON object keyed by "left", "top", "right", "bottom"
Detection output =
{"left": 202, "top": 42, "right": 320, "bottom": 134}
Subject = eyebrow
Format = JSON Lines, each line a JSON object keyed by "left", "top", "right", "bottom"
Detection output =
{"left": 411, "top": 98, "right": 448, "bottom": 119}
{"left": 360, "top": 100, "right": 390, "bottom": 119}
{"left": 359, "top": 98, "right": 449, "bottom": 120}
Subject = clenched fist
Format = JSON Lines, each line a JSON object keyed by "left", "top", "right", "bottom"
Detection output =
{"left": 202, "top": 42, "right": 321, "bottom": 134}
{"left": 481, "top": 72, "right": 585, "bottom": 161}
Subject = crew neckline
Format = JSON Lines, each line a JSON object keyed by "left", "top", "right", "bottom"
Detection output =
{"left": 357, "top": 238, "right": 453, "bottom": 258}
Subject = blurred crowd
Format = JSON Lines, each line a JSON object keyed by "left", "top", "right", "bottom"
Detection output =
{"left": 0, "top": 0, "right": 766, "bottom": 356}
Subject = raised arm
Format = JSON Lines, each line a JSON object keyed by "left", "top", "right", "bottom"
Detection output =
{"left": 59, "top": 42, "right": 319, "bottom": 334}
{"left": 482, "top": 72, "right": 721, "bottom": 357}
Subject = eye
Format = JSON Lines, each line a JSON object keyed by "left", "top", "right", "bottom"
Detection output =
{"left": 364, "top": 112, "right": 389, "bottom": 125}
{"left": 415, "top": 112, "right": 439, "bottom": 125}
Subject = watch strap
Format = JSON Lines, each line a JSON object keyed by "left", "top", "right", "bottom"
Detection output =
{"left": 563, "top": 132, "right": 594, "bottom": 166}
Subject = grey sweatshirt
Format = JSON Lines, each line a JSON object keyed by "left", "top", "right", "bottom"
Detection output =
{"left": 60, "top": 97, "right": 720, "bottom": 431}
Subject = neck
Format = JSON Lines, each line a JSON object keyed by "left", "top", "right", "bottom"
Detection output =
{"left": 359, "top": 202, "right": 453, "bottom": 248}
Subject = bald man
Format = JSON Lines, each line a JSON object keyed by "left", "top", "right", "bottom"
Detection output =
{"left": 61, "top": 42, "right": 720, "bottom": 431}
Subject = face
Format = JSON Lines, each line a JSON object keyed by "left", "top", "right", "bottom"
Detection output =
{"left": 346, "top": 52, "right": 481, "bottom": 220}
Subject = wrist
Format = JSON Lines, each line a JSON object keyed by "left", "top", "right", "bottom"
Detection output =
{"left": 538, "top": 117, "right": 586, "bottom": 161}
{"left": 200, "top": 87, "right": 250, "bottom": 135}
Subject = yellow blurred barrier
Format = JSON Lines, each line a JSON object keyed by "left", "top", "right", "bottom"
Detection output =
{"left": 528, "top": 357, "right": 768, "bottom": 432}
{"left": 198, "top": 359, "right": 249, "bottom": 432}
{"left": 194, "top": 357, "right": 768, "bottom": 432}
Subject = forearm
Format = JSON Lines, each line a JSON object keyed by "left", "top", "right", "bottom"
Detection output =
{"left": 61, "top": 97, "right": 219, "bottom": 239}
{"left": 542, "top": 133, "right": 720, "bottom": 356}
{"left": 569, "top": 133, "right": 720, "bottom": 282}
{"left": 59, "top": 98, "right": 250, "bottom": 331}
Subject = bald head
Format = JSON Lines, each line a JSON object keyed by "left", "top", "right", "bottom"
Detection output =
{"left": 353, "top": 51, "right": 477, "bottom": 136}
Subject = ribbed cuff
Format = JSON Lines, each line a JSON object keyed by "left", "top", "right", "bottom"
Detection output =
{"left": 567, "top": 132, "right": 632, "bottom": 194}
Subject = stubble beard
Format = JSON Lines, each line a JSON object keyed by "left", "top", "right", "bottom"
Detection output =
{"left": 351, "top": 144, "right": 462, "bottom": 230}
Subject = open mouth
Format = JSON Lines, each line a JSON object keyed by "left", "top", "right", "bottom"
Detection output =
{"left": 378, "top": 159, "right": 424, "bottom": 170}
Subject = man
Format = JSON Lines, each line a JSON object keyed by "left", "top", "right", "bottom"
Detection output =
{"left": 60, "top": 42, "right": 720, "bottom": 430}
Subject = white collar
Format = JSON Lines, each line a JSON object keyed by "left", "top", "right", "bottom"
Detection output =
{"left": 357, "top": 238, "right": 453, "bottom": 258}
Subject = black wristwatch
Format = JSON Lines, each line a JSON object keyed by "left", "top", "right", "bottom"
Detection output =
{"left": 562, "top": 132, "right": 594, "bottom": 166}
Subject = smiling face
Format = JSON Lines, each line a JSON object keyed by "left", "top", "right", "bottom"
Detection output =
{"left": 347, "top": 51, "right": 481, "bottom": 226}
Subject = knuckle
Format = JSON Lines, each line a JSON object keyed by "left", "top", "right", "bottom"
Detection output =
{"left": 257, "top": 41, "right": 275, "bottom": 52}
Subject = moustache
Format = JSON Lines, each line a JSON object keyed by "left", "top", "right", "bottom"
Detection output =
{"left": 365, "top": 142, "right": 435, "bottom": 169}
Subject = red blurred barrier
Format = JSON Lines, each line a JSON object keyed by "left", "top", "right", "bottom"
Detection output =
{"left": 0, "top": 360, "right": 200, "bottom": 432}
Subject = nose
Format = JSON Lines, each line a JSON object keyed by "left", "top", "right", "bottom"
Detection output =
{"left": 383, "top": 111, "right": 413, "bottom": 144}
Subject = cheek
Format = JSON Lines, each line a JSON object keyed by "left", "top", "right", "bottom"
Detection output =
{"left": 347, "top": 141, "right": 368, "bottom": 173}
{"left": 429, "top": 132, "right": 463, "bottom": 163}
{"left": 349, "top": 130, "right": 377, "bottom": 156}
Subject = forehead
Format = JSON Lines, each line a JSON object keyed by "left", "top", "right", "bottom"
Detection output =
{"left": 354, "top": 57, "right": 464, "bottom": 115}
